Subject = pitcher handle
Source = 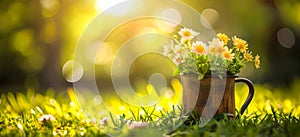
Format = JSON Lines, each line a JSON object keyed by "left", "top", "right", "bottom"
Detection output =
{"left": 235, "top": 78, "right": 254, "bottom": 116}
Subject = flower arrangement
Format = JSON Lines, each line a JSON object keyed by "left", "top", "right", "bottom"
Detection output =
{"left": 163, "top": 28, "right": 260, "bottom": 79}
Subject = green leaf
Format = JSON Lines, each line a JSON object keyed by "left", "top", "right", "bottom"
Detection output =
{"left": 201, "top": 63, "right": 209, "bottom": 73}
{"left": 173, "top": 66, "right": 180, "bottom": 76}
{"left": 198, "top": 73, "right": 204, "bottom": 80}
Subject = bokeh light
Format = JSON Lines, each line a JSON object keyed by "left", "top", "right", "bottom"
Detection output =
{"left": 62, "top": 60, "right": 84, "bottom": 83}
{"left": 95, "top": 0, "right": 126, "bottom": 11}
{"left": 200, "top": 8, "right": 219, "bottom": 29}
{"left": 156, "top": 8, "right": 181, "bottom": 33}
{"left": 13, "top": 29, "right": 34, "bottom": 56}
{"left": 40, "top": 0, "right": 60, "bottom": 18}
{"left": 277, "top": 27, "right": 295, "bottom": 48}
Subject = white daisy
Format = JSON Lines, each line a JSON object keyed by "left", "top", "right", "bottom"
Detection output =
{"left": 178, "top": 28, "right": 199, "bottom": 42}
{"left": 192, "top": 41, "right": 208, "bottom": 55}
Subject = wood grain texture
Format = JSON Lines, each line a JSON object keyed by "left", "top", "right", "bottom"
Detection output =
{"left": 182, "top": 74, "right": 235, "bottom": 117}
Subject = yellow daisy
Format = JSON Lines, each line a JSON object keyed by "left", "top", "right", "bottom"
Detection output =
{"left": 244, "top": 52, "right": 253, "bottom": 61}
{"left": 209, "top": 38, "right": 224, "bottom": 47}
{"left": 255, "top": 55, "right": 260, "bottom": 69}
{"left": 232, "top": 36, "right": 248, "bottom": 53}
{"left": 192, "top": 41, "right": 207, "bottom": 55}
{"left": 223, "top": 46, "right": 235, "bottom": 61}
{"left": 217, "top": 33, "right": 229, "bottom": 45}
{"left": 208, "top": 38, "right": 224, "bottom": 55}
{"left": 209, "top": 46, "right": 224, "bottom": 55}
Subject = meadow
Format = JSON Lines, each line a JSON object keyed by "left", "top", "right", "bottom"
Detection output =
{"left": 1, "top": 78, "right": 300, "bottom": 136}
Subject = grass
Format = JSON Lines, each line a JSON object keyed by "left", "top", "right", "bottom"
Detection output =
{"left": 171, "top": 110, "right": 300, "bottom": 137}
{"left": 1, "top": 80, "right": 300, "bottom": 136}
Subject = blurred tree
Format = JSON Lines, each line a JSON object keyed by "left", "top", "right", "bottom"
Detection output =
{"left": 0, "top": 0, "right": 97, "bottom": 91}
{"left": 260, "top": 0, "right": 300, "bottom": 86}
{"left": 0, "top": 0, "right": 43, "bottom": 90}
{"left": 0, "top": 0, "right": 299, "bottom": 91}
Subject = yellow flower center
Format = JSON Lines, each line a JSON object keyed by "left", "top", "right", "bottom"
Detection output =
{"left": 215, "top": 46, "right": 223, "bottom": 54}
{"left": 232, "top": 36, "right": 248, "bottom": 53}
{"left": 244, "top": 53, "right": 253, "bottom": 61}
{"left": 183, "top": 31, "right": 192, "bottom": 37}
{"left": 237, "top": 43, "right": 246, "bottom": 52}
{"left": 194, "top": 45, "right": 205, "bottom": 54}
{"left": 224, "top": 52, "right": 231, "bottom": 59}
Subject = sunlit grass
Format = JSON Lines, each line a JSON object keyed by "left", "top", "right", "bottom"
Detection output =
{"left": 1, "top": 79, "right": 300, "bottom": 136}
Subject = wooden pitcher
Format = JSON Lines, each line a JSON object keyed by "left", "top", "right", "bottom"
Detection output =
{"left": 181, "top": 73, "right": 254, "bottom": 118}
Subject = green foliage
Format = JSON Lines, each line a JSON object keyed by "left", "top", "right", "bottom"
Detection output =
{"left": 170, "top": 110, "right": 300, "bottom": 137}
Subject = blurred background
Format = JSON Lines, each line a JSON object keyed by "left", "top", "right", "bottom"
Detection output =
{"left": 0, "top": 0, "right": 299, "bottom": 92}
